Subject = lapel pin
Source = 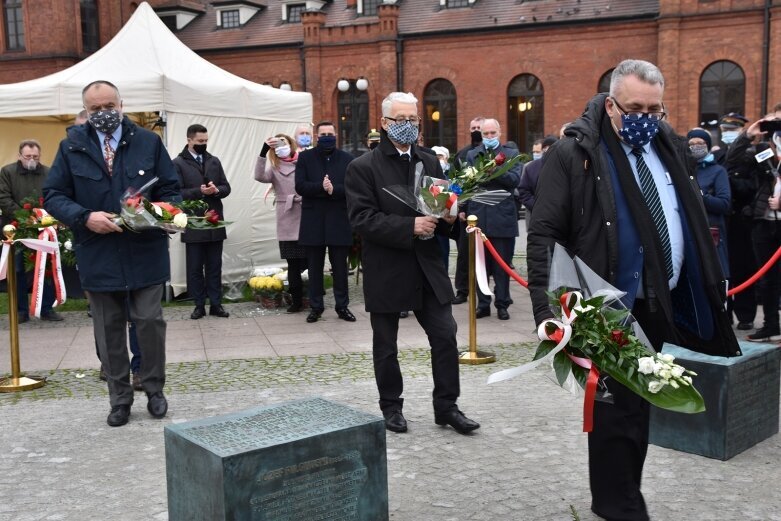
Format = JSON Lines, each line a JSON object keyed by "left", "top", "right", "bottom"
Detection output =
{"left": 139, "top": 170, "right": 145, "bottom": 176}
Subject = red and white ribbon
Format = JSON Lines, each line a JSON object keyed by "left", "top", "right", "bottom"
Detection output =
{"left": 465, "top": 224, "right": 493, "bottom": 296}
{"left": 30, "top": 224, "right": 66, "bottom": 317}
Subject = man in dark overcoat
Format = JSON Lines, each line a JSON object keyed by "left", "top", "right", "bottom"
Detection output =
{"left": 345, "top": 91, "right": 480, "bottom": 436}
{"left": 295, "top": 121, "right": 356, "bottom": 323}
{"left": 527, "top": 60, "right": 739, "bottom": 521}
{"left": 172, "top": 123, "right": 231, "bottom": 320}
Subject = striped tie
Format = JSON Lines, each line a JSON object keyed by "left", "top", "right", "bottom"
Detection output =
{"left": 632, "top": 148, "right": 673, "bottom": 280}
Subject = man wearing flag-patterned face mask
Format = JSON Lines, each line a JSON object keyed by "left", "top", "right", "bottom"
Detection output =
{"left": 527, "top": 59, "right": 739, "bottom": 521}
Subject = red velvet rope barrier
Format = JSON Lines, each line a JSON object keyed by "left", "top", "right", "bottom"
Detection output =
{"left": 481, "top": 237, "right": 528, "bottom": 288}
{"left": 480, "top": 236, "right": 781, "bottom": 297}
{"left": 727, "top": 245, "right": 781, "bottom": 296}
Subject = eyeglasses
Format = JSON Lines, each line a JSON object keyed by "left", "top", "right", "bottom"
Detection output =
{"left": 611, "top": 97, "right": 667, "bottom": 122}
{"left": 384, "top": 116, "right": 420, "bottom": 126}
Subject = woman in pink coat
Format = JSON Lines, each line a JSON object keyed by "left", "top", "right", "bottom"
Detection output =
{"left": 254, "top": 134, "right": 305, "bottom": 312}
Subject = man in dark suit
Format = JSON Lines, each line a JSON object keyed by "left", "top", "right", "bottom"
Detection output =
{"left": 527, "top": 60, "right": 739, "bottom": 520}
{"left": 345, "top": 91, "right": 480, "bottom": 436}
{"left": 464, "top": 118, "right": 522, "bottom": 321}
{"left": 172, "top": 124, "right": 231, "bottom": 320}
{"left": 295, "top": 121, "right": 356, "bottom": 323}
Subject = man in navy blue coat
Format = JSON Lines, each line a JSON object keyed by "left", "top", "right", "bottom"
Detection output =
{"left": 464, "top": 118, "right": 522, "bottom": 321}
{"left": 44, "top": 81, "right": 180, "bottom": 427}
{"left": 294, "top": 121, "right": 355, "bottom": 323}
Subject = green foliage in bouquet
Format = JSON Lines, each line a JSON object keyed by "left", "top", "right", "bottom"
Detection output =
{"left": 12, "top": 197, "right": 76, "bottom": 270}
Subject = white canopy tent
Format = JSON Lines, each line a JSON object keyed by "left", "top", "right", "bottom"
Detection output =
{"left": 0, "top": 2, "right": 312, "bottom": 296}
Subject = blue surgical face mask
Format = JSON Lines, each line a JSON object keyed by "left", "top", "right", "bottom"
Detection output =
{"left": 721, "top": 130, "right": 739, "bottom": 145}
{"left": 297, "top": 134, "right": 312, "bottom": 147}
{"left": 317, "top": 135, "right": 336, "bottom": 150}
{"left": 532, "top": 152, "right": 543, "bottom": 161}
{"left": 483, "top": 137, "right": 500, "bottom": 150}
{"left": 615, "top": 113, "right": 660, "bottom": 148}
{"left": 386, "top": 120, "right": 419, "bottom": 145}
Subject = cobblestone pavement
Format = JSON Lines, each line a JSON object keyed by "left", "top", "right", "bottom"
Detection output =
{"left": 0, "top": 252, "right": 780, "bottom": 520}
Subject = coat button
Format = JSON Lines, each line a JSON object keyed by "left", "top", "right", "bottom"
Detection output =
{"left": 639, "top": 246, "right": 643, "bottom": 253}
{"left": 634, "top": 272, "right": 639, "bottom": 279}
{"left": 606, "top": 221, "right": 611, "bottom": 226}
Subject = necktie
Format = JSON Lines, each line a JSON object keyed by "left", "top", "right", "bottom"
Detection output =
{"left": 632, "top": 148, "right": 673, "bottom": 280}
{"left": 196, "top": 155, "right": 203, "bottom": 165}
{"left": 103, "top": 135, "right": 114, "bottom": 176}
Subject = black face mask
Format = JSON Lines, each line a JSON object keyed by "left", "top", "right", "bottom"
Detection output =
{"left": 193, "top": 144, "right": 207, "bottom": 155}
{"left": 470, "top": 130, "right": 482, "bottom": 145}
{"left": 369, "top": 142, "right": 379, "bottom": 150}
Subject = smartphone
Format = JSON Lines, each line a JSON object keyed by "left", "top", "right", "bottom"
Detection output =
{"left": 759, "top": 119, "right": 781, "bottom": 134}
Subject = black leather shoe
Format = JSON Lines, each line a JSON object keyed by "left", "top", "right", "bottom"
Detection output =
{"left": 306, "top": 309, "right": 323, "bottom": 323}
{"left": 18, "top": 314, "right": 29, "bottom": 324}
{"left": 107, "top": 404, "right": 131, "bottom": 427}
{"left": 209, "top": 305, "right": 230, "bottom": 318}
{"left": 435, "top": 409, "right": 480, "bottom": 434}
{"left": 190, "top": 306, "right": 205, "bottom": 320}
{"left": 40, "top": 310, "right": 64, "bottom": 321}
{"left": 336, "top": 307, "right": 356, "bottom": 322}
{"left": 132, "top": 372, "right": 142, "bottom": 392}
{"left": 383, "top": 410, "right": 408, "bottom": 433}
{"left": 399, "top": 311, "right": 409, "bottom": 318}
{"left": 147, "top": 391, "right": 168, "bottom": 418}
{"left": 737, "top": 322, "right": 754, "bottom": 331}
{"left": 475, "top": 308, "right": 490, "bottom": 319}
{"left": 452, "top": 294, "right": 468, "bottom": 305}
{"left": 287, "top": 303, "right": 303, "bottom": 314}
{"left": 99, "top": 367, "right": 107, "bottom": 381}
{"left": 497, "top": 308, "right": 510, "bottom": 321}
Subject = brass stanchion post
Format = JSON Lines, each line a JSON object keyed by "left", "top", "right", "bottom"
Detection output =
{"left": 459, "top": 215, "right": 495, "bottom": 364}
{"left": 0, "top": 225, "right": 46, "bottom": 392}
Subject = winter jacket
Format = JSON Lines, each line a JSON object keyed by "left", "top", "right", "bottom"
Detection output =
{"left": 0, "top": 161, "right": 50, "bottom": 226}
{"left": 294, "top": 145, "right": 354, "bottom": 247}
{"left": 172, "top": 146, "right": 230, "bottom": 243}
{"left": 694, "top": 159, "right": 731, "bottom": 278}
{"left": 254, "top": 154, "right": 301, "bottom": 242}
{"left": 527, "top": 93, "right": 739, "bottom": 358}
{"left": 43, "top": 118, "right": 181, "bottom": 292}
{"left": 345, "top": 131, "right": 454, "bottom": 312}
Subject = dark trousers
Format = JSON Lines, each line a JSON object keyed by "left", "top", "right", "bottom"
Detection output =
{"left": 454, "top": 220, "right": 468, "bottom": 296}
{"left": 370, "top": 278, "right": 460, "bottom": 414}
{"left": 477, "top": 236, "right": 514, "bottom": 310}
{"left": 286, "top": 257, "right": 306, "bottom": 305}
{"left": 727, "top": 215, "right": 757, "bottom": 323}
{"left": 588, "top": 298, "right": 664, "bottom": 521}
{"left": 306, "top": 245, "right": 349, "bottom": 311}
{"left": 90, "top": 285, "right": 166, "bottom": 407}
{"left": 15, "top": 249, "right": 55, "bottom": 316}
{"left": 185, "top": 241, "right": 224, "bottom": 307}
{"left": 751, "top": 220, "right": 781, "bottom": 330}
{"left": 94, "top": 321, "right": 141, "bottom": 374}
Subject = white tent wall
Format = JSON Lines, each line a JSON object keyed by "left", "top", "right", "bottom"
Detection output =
{"left": 165, "top": 113, "right": 293, "bottom": 296}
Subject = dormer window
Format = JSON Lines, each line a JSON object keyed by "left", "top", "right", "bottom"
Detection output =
{"left": 357, "top": 0, "right": 381, "bottom": 16}
{"left": 286, "top": 3, "right": 305, "bottom": 23}
{"left": 154, "top": 4, "right": 205, "bottom": 31}
{"left": 213, "top": 0, "right": 263, "bottom": 28}
{"left": 440, "top": 0, "right": 475, "bottom": 7}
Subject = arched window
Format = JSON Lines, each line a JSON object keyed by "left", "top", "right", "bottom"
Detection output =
{"left": 80, "top": 0, "right": 100, "bottom": 53}
{"left": 598, "top": 69, "right": 614, "bottom": 94}
{"left": 337, "top": 82, "right": 369, "bottom": 156}
{"left": 507, "top": 74, "right": 543, "bottom": 154}
{"left": 699, "top": 61, "right": 745, "bottom": 127}
{"left": 423, "top": 79, "right": 457, "bottom": 153}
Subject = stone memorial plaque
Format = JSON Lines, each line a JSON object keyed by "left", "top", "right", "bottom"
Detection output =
{"left": 650, "top": 340, "right": 780, "bottom": 460}
{"left": 165, "top": 397, "right": 388, "bottom": 520}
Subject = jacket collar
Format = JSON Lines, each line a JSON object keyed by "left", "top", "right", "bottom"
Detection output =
{"left": 68, "top": 117, "right": 138, "bottom": 150}
{"left": 378, "top": 128, "right": 423, "bottom": 161}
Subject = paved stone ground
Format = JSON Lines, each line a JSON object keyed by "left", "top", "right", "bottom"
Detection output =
{"left": 0, "top": 249, "right": 780, "bottom": 520}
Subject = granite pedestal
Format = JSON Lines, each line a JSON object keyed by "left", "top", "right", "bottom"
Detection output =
{"left": 650, "top": 341, "right": 780, "bottom": 460}
{"left": 165, "top": 397, "right": 388, "bottom": 521}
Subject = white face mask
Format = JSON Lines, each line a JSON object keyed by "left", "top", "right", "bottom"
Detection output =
{"left": 532, "top": 152, "right": 542, "bottom": 161}
{"left": 275, "top": 145, "right": 291, "bottom": 158}
{"left": 439, "top": 160, "right": 449, "bottom": 171}
{"left": 24, "top": 159, "right": 38, "bottom": 170}
{"left": 721, "top": 130, "right": 739, "bottom": 144}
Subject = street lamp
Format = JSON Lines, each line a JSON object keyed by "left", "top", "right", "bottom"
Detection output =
{"left": 337, "top": 78, "right": 350, "bottom": 92}
{"left": 355, "top": 76, "right": 369, "bottom": 91}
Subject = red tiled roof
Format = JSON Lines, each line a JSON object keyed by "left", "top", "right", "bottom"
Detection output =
{"left": 170, "top": 0, "right": 659, "bottom": 51}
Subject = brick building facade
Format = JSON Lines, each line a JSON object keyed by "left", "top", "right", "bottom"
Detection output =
{"left": 1, "top": 0, "right": 779, "bottom": 155}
